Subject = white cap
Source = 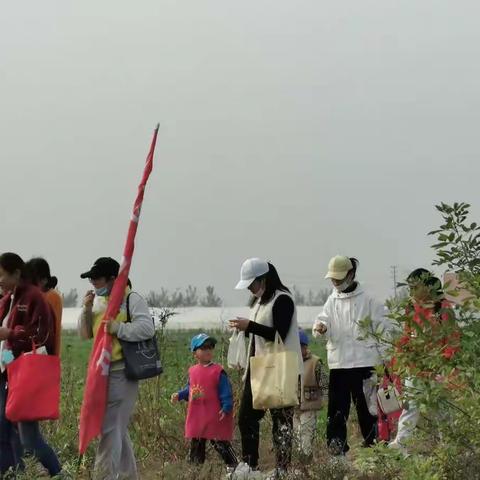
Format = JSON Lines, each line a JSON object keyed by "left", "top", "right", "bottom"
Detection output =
{"left": 235, "top": 258, "right": 269, "bottom": 290}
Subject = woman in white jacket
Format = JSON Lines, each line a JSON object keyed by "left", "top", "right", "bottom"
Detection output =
{"left": 313, "top": 256, "right": 388, "bottom": 455}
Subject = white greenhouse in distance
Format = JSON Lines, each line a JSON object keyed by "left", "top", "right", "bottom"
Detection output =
{"left": 61, "top": 306, "right": 324, "bottom": 331}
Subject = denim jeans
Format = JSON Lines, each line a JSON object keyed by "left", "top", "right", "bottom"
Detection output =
{"left": 0, "top": 374, "right": 61, "bottom": 477}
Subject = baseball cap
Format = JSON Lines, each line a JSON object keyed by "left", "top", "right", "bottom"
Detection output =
{"left": 298, "top": 329, "right": 309, "bottom": 346}
{"left": 190, "top": 333, "right": 217, "bottom": 352}
{"left": 325, "top": 256, "right": 353, "bottom": 280}
{"left": 80, "top": 257, "right": 120, "bottom": 280}
{"left": 235, "top": 258, "right": 269, "bottom": 290}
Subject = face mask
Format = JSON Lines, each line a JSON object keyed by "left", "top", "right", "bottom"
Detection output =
{"left": 334, "top": 275, "right": 353, "bottom": 293}
{"left": 1, "top": 349, "right": 14, "bottom": 366}
{"left": 253, "top": 283, "right": 266, "bottom": 299}
{"left": 95, "top": 286, "right": 110, "bottom": 297}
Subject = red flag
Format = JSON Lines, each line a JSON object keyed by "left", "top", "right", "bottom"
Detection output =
{"left": 78, "top": 124, "right": 159, "bottom": 454}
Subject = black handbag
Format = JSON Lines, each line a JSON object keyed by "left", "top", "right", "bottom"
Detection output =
{"left": 118, "top": 293, "right": 163, "bottom": 380}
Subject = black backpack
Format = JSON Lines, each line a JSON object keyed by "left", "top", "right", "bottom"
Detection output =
{"left": 118, "top": 293, "right": 163, "bottom": 380}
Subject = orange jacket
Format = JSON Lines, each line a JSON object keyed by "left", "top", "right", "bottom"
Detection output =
{"left": 44, "top": 289, "right": 63, "bottom": 356}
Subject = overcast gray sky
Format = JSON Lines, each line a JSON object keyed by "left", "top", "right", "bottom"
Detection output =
{"left": 1, "top": 0, "right": 479, "bottom": 305}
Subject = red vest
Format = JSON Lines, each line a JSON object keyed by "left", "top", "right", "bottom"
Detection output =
{"left": 185, "top": 363, "right": 233, "bottom": 441}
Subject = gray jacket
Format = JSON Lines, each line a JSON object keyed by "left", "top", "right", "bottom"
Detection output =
{"left": 78, "top": 291, "right": 155, "bottom": 342}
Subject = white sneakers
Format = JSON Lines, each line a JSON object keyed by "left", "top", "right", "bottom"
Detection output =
{"left": 388, "top": 440, "right": 409, "bottom": 457}
{"left": 231, "top": 462, "right": 263, "bottom": 479}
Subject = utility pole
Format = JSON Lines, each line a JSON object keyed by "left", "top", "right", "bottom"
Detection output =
{"left": 391, "top": 265, "right": 398, "bottom": 299}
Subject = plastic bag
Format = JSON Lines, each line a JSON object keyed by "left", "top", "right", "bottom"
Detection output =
{"left": 363, "top": 373, "right": 378, "bottom": 417}
{"left": 227, "top": 330, "right": 247, "bottom": 369}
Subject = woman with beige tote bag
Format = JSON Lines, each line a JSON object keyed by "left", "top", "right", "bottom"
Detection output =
{"left": 229, "top": 258, "right": 303, "bottom": 480}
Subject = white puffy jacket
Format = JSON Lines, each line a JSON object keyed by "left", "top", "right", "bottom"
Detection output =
{"left": 312, "top": 284, "right": 390, "bottom": 369}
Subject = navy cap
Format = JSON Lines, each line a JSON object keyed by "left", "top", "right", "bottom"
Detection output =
{"left": 81, "top": 257, "right": 119, "bottom": 280}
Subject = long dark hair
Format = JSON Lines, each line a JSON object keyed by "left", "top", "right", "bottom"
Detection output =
{"left": 407, "top": 268, "right": 444, "bottom": 313}
{"left": 347, "top": 257, "right": 359, "bottom": 280}
{"left": 25, "top": 257, "right": 58, "bottom": 290}
{"left": 249, "top": 262, "right": 291, "bottom": 307}
{"left": 0, "top": 252, "right": 26, "bottom": 278}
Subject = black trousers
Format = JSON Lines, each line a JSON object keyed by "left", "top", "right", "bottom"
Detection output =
{"left": 238, "top": 372, "right": 293, "bottom": 469}
{"left": 327, "top": 367, "right": 377, "bottom": 454}
{"left": 189, "top": 438, "right": 237, "bottom": 467}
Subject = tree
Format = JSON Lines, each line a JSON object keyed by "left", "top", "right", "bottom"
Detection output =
{"left": 430, "top": 201, "right": 480, "bottom": 275}
{"left": 146, "top": 286, "right": 221, "bottom": 307}
{"left": 356, "top": 202, "right": 480, "bottom": 479}
{"left": 169, "top": 289, "right": 185, "bottom": 308}
{"left": 183, "top": 285, "right": 198, "bottom": 307}
{"left": 146, "top": 288, "right": 170, "bottom": 308}
{"left": 62, "top": 289, "right": 78, "bottom": 307}
{"left": 292, "top": 285, "right": 329, "bottom": 306}
{"left": 307, "top": 287, "right": 330, "bottom": 306}
{"left": 200, "top": 286, "right": 222, "bottom": 307}
{"left": 292, "top": 285, "right": 305, "bottom": 305}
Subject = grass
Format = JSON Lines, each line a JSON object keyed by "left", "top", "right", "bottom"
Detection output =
{"left": 11, "top": 329, "right": 367, "bottom": 479}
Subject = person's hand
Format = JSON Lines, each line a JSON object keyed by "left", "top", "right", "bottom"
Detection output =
{"left": 83, "top": 290, "right": 95, "bottom": 309}
{"left": 0, "top": 327, "right": 10, "bottom": 341}
{"left": 314, "top": 323, "right": 327, "bottom": 335}
{"left": 105, "top": 320, "right": 120, "bottom": 335}
{"left": 171, "top": 393, "right": 179, "bottom": 404}
{"left": 219, "top": 409, "right": 226, "bottom": 421}
{"left": 229, "top": 317, "right": 250, "bottom": 331}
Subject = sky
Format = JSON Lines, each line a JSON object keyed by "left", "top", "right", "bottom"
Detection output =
{"left": 1, "top": 1, "right": 479, "bottom": 306}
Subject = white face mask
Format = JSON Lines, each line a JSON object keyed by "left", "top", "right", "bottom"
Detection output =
{"left": 253, "top": 285, "right": 265, "bottom": 298}
{"left": 251, "top": 279, "right": 266, "bottom": 299}
{"left": 334, "top": 275, "right": 353, "bottom": 293}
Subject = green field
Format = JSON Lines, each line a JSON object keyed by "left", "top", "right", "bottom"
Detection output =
{"left": 14, "top": 330, "right": 365, "bottom": 479}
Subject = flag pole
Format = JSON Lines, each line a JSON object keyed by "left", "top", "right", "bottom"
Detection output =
{"left": 78, "top": 123, "right": 160, "bottom": 455}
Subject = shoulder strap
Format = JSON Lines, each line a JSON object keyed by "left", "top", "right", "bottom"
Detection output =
{"left": 126, "top": 292, "right": 132, "bottom": 323}
{"left": 125, "top": 292, "right": 154, "bottom": 328}
{"left": 383, "top": 365, "right": 395, "bottom": 383}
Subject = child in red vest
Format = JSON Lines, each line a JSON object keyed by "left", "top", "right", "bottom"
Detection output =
{"left": 171, "top": 333, "right": 238, "bottom": 473}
